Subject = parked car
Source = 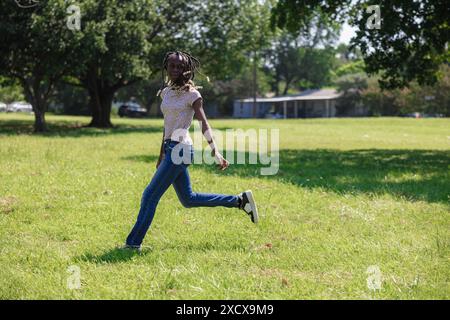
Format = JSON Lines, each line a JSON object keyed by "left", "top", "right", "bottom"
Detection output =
{"left": 8, "top": 101, "right": 33, "bottom": 113}
{"left": 118, "top": 102, "right": 147, "bottom": 118}
{"left": 0, "top": 102, "right": 7, "bottom": 112}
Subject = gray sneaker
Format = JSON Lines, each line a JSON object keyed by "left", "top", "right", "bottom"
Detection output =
{"left": 238, "top": 190, "right": 259, "bottom": 224}
{"left": 120, "top": 244, "right": 142, "bottom": 252}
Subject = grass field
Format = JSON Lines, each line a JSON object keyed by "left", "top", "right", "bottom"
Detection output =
{"left": 0, "top": 113, "right": 449, "bottom": 299}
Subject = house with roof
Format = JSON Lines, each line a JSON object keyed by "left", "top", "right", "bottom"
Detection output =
{"left": 233, "top": 89, "right": 359, "bottom": 118}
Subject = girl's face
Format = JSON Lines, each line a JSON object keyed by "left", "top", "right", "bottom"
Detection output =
{"left": 166, "top": 54, "right": 186, "bottom": 83}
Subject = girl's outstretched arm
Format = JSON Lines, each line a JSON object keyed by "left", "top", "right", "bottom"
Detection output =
{"left": 192, "top": 97, "right": 229, "bottom": 170}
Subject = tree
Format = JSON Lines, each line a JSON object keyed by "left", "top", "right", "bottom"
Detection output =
{"left": 65, "top": 0, "right": 193, "bottom": 128}
{"left": 270, "top": 0, "right": 450, "bottom": 89}
{"left": 185, "top": 0, "right": 274, "bottom": 81}
{"left": 112, "top": 0, "right": 276, "bottom": 118}
{"left": 0, "top": 0, "right": 83, "bottom": 132}
{"left": 336, "top": 65, "right": 450, "bottom": 116}
{"left": 238, "top": 0, "right": 275, "bottom": 114}
{"left": 68, "top": 0, "right": 272, "bottom": 127}
{"left": 335, "top": 43, "right": 363, "bottom": 64}
{"left": 382, "top": 65, "right": 450, "bottom": 116}
{"left": 50, "top": 82, "right": 90, "bottom": 115}
{"left": 334, "top": 60, "right": 365, "bottom": 78}
{"left": 0, "top": 77, "right": 25, "bottom": 104}
{"left": 335, "top": 73, "right": 368, "bottom": 116}
{"left": 265, "top": 28, "right": 338, "bottom": 95}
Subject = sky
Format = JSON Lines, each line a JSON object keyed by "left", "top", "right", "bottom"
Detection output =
{"left": 339, "top": 22, "right": 357, "bottom": 44}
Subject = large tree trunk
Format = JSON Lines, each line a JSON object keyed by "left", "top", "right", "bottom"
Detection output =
{"left": 21, "top": 78, "right": 48, "bottom": 132}
{"left": 86, "top": 91, "right": 114, "bottom": 128}
{"left": 83, "top": 66, "right": 139, "bottom": 128}
{"left": 33, "top": 108, "right": 47, "bottom": 132}
{"left": 85, "top": 79, "right": 114, "bottom": 128}
{"left": 99, "top": 91, "right": 114, "bottom": 127}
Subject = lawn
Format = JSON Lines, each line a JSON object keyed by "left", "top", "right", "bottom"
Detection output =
{"left": 0, "top": 113, "right": 449, "bottom": 299}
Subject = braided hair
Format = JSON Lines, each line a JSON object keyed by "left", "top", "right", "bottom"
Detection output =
{"left": 156, "top": 51, "right": 209, "bottom": 97}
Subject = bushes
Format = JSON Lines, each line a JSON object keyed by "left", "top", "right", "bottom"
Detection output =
{"left": 335, "top": 73, "right": 368, "bottom": 116}
{"left": 335, "top": 65, "right": 450, "bottom": 116}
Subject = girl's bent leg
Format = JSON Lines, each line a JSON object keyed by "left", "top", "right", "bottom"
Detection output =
{"left": 172, "top": 165, "right": 240, "bottom": 208}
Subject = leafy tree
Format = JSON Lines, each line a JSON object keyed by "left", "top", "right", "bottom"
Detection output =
{"left": 360, "top": 78, "right": 396, "bottom": 116}
{"left": 0, "top": 77, "right": 25, "bottom": 104}
{"left": 387, "top": 65, "right": 450, "bottom": 116}
{"left": 334, "top": 60, "right": 365, "bottom": 78}
{"left": 64, "top": 0, "right": 191, "bottom": 128}
{"left": 265, "top": 30, "right": 338, "bottom": 95}
{"left": 271, "top": 0, "right": 450, "bottom": 89}
{"left": 69, "top": 0, "right": 277, "bottom": 127}
{"left": 186, "top": 0, "right": 275, "bottom": 81}
{"left": 115, "top": 0, "right": 277, "bottom": 115}
{"left": 335, "top": 43, "right": 363, "bottom": 64}
{"left": 338, "top": 65, "right": 450, "bottom": 116}
{"left": 335, "top": 73, "right": 368, "bottom": 116}
{"left": 199, "top": 64, "right": 272, "bottom": 116}
{"left": 50, "top": 82, "right": 90, "bottom": 115}
{"left": 0, "top": 0, "right": 83, "bottom": 131}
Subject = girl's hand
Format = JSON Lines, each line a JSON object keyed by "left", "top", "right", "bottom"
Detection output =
{"left": 213, "top": 151, "right": 229, "bottom": 170}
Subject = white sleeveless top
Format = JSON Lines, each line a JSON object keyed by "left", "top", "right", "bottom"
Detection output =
{"left": 160, "top": 86, "right": 202, "bottom": 145}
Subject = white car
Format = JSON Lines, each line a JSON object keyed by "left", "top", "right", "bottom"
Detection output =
{"left": 8, "top": 101, "right": 33, "bottom": 113}
{"left": 0, "top": 102, "right": 7, "bottom": 112}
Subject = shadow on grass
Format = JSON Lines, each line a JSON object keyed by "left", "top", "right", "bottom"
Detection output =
{"left": 0, "top": 116, "right": 236, "bottom": 138}
{"left": 0, "top": 118, "right": 162, "bottom": 137}
{"left": 76, "top": 247, "right": 151, "bottom": 264}
{"left": 126, "top": 148, "right": 450, "bottom": 205}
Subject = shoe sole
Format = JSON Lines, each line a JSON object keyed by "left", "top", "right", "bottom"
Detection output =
{"left": 244, "top": 190, "right": 259, "bottom": 224}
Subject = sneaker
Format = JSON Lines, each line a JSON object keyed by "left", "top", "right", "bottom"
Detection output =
{"left": 238, "top": 190, "right": 259, "bottom": 224}
{"left": 120, "top": 244, "right": 142, "bottom": 252}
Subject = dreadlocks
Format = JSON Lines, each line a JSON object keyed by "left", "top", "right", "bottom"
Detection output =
{"left": 157, "top": 51, "right": 209, "bottom": 97}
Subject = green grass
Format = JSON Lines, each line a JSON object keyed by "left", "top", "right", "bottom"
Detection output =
{"left": 0, "top": 113, "right": 449, "bottom": 299}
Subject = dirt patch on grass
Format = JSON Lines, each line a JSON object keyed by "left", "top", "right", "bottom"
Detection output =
{"left": 0, "top": 196, "right": 18, "bottom": 214}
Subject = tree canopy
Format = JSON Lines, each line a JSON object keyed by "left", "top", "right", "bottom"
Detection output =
{"left": 271, "top": 0, "right": 450, "bottom": 89}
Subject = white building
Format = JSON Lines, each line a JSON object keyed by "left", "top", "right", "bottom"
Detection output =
{"left": 233, "top": 89, "right": 345, "bottom": 118}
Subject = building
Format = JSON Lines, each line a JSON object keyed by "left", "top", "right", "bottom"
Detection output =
{"left": 233, "top": 89, "right": 345, "bottom": 119}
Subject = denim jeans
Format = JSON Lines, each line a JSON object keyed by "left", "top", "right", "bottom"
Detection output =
{"left": 126, "top": 139, "right": 240, "bottom": 246}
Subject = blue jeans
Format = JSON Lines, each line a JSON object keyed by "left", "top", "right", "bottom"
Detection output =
{"left": 126, "top": 139, "right": 240, "bottom": 246}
